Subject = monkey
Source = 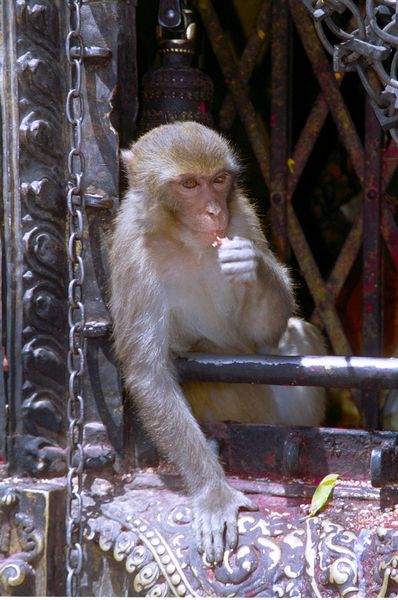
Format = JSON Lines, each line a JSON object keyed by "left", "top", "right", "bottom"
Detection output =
{"left": 109, "top": 121, "right": 326, "bottom": 564}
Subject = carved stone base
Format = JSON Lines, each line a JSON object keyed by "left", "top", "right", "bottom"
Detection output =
{"left": 0, "top": 480, "right": 66, "bottom": 596}
{"left": 82, "top": 471, "right": 398, "bottom": 597}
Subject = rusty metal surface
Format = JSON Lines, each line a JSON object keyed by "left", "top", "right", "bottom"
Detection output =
{"left": 202, "top": 423, "right": 398, "bottom": 485}
{"left": 382, "top": 199, "right": 398, "bottom": 271}
{"left": 289, "top": 1, "right": 365, "bottom": 184}
{"left": 285, "top": 2, "right": 363, "bottom": 356}
{"left": 193, "top": 0, "right": 271, "bottom": 186}
{"left": 218, "top": 2, "right": 272, "bottom": 131}
{"left": 270, "top": 0, "right": 290, "bottom": 261}
{"left": 362, "top": 100, "right": 383, "bottom": 428}
{"left": 287, "top": 74, "right": 344, "bottom": 199}
{"left": 287, "top": 204, "right": 353, "bottom": 355}
{"left": 311, "top": 212, "right": 362, "bottom": 329}
{"left": 81, "top": 470, "right": 398, "bottom": 597}
{"left": 379, "top": 141, "right": 398, "bottom": 271}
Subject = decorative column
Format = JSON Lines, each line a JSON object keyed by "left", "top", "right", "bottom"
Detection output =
{"left": 1, "top": 0, "right": 69, "bottom": 474}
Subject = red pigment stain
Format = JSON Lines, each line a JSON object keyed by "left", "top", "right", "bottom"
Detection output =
{"left": 198, "top": 101, "right": 206, "bottom": 114}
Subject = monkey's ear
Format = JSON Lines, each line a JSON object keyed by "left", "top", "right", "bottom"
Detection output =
{"left": 120, "top": 148, "right": 137, "bottom": 187}
{"left": 120, "top": 148, "right": 134, "bottom": 168}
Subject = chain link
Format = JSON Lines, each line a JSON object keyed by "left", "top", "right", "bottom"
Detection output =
{"left": 65, "top": 0, "right": 86, "bottom": 596}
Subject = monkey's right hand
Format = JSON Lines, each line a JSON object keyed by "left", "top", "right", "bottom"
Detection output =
{"left": 216, "top": 236, "right": 258, "bottom": 283}
{"left": 191, "top": 482, "right": 258, "bottom": 564}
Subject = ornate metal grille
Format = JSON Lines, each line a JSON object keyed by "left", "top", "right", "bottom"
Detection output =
{"left": 169, "top": 0, "right": 398, "bottom": 430}
{"left": 302, "top": 0, "right": 398, "bottom": 144}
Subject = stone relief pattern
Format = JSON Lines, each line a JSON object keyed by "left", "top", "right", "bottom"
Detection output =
{"left": 84, "top": 489, "right": 398, "bottom": 597}
{"left": 16, "top": 1, "right": 67, "bottom": 460}
{"left": 0, "top": 488, "right": 44, "bottom": 594}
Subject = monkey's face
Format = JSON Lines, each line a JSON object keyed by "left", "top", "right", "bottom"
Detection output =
{"left": 169, "top": 170, "right": 233, "bottom": 241}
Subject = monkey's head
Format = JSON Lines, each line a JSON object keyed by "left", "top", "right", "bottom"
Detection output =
{"left": 122, "top": 121, "right": 241, "bottom": 243}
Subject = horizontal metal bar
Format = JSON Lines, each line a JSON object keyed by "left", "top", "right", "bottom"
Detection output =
{"left": 175, "top": 353, "right": 398, "bottom": 389}
{"left": 84, "top": 320, "right": 112, "bottom": 338}
{"left": 70, "top": 45, "right": 112, "bottom": 62}
{"left": 84, "top": 319, "right": 398, "bottom": 389}
{"left": 84, "top": 194, "right": 115, "bottom": 210}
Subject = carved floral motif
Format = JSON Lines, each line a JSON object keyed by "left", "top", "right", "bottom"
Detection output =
{"left": 0, "top": 488, "right": 44, "bottom": 594}
{"left": 84, "top": 485, "right": 397, "bottom": 597}
{"left": 371, "top": 527, "right": 398, "bottom": 597}
{"left": 317, "top": 520, "right": 359, "bottom": 597}
{"left": 15, "top": 0, "right": 67, "bottom": 469}
{"left": 80, "top": 479, "right": 398, "bottom": 598}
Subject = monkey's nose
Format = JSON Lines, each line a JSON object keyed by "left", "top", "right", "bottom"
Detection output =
{"left": 206, "top": 205, "right": 221, "bottom": 217}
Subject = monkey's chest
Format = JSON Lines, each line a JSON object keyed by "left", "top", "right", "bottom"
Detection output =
{"left": 164, "top": 268, "right": 249, "bottom": 353}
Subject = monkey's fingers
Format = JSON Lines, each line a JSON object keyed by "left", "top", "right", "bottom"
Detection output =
{"left": 192, "top": 514, "right": 204, "bottom": 555}
{"left": 225, "top": 518, "right": 238, "bottom": 550}
{"left": 220, "top": 260, "right": 257, "bottom": 276}
{"left": 193, "top": 511, "right": 221, "bottom": 564}
{"left": 201, "top": 523, "right": 216, "bottom": 564}
{"left": 209, "top": 517, "right": 225, "bottom": 564}
{"left": 219, "top": 237, "right": 253, "bottom": 250}
{"left": 193, "top": 511, "right": 233, "bottom": 563}
{"left": 221, "top": 235, "right": 249, "bottom": 248}
{"left": 220, "top": 261, "right": 257, "bottom": 283}
{"left": 225, "top": 496, "right": 257, "bottom": 550}
{"left": 218, "top": 247, "right": 257, "bottom": 263}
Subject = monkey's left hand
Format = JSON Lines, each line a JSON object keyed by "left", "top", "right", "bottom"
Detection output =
{"left": 192, "top": 481, "right": 258, "bottom": 564}
{"left": 217, "top": 237, "right": 258, "bottom": 283}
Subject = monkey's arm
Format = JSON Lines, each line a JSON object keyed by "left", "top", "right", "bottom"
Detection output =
{"left": 110, "top": 256, "right": 256, "bottom": 563}
{"left": 217, "top": 236, "right": 295, "bottom": 346}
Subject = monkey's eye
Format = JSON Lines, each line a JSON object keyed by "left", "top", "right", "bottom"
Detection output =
{"left": 181, "top": 178, "right": 199, "bottom": 189}
{"left": 213, "top": 173, "right": 228, "bottom": 185}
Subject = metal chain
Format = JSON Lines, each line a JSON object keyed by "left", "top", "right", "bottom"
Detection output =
{"left": 65, "top": 0, "right": 86, "bottom": 596}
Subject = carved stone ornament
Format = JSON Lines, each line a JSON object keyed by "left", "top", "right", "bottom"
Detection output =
{"left": 18, "top": 0, "right": 67, "bottom": 452}
{"left": 82, "top": 474, "right": 398, "bottom": 597}
{"left": 0, "top": 488, "right": 44, "bottom": 595}
{"left": 1, "top": 0, "right": 69, "bottom": 472}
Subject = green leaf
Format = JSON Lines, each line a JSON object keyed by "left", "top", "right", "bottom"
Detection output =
{"left": 307, "top": 473, "right": 340, "bottom": 518}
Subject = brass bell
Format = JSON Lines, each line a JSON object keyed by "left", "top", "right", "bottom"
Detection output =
{"left": 139, "top": 3, "right": 214, "bottom": 134}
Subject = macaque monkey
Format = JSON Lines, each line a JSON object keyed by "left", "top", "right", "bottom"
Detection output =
{"left": 110, "top": 121, "right": 325, "bottom": 563}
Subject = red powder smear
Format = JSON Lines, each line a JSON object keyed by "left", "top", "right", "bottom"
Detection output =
{"left": 198, "top": 101, "right": 206, "bottom": 114}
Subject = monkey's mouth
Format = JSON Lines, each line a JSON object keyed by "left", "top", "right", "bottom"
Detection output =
{"left": 211, "top": 229, "right": 227, "bottom": 238}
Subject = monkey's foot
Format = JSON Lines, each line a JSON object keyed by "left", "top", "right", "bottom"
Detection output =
{"left": 191, "top": 482, "right": 258, "bottom": 564}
